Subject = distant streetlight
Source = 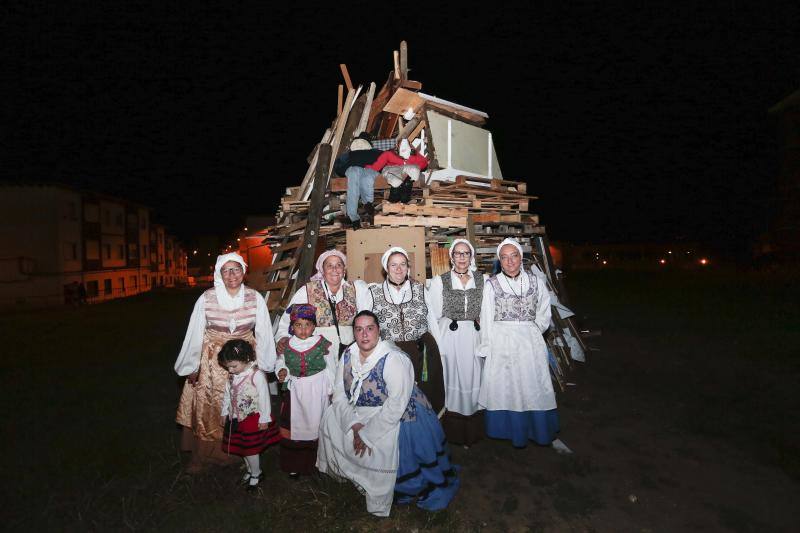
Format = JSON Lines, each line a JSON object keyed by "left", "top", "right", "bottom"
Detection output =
{"left": 659, "top": 259, "right": 666, "bottom": 265}
{"left": 699, "top": 258, "right": 708, "bottom": 265}
{"left": 602, "top": 260, "right": 607, "bottom": 265}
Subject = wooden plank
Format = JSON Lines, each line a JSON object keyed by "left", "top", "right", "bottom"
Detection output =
{"left": 408, "top": 119, "right": 426, "bottom": 142}
{"left": 269, "top": 239, "right": 303, "bottom": 252}
{"left": 355, "top": 82, "right": 376, "bottom": 135}
{"left": 337, "top": 84, "right": 343, "bottom": 115}
{"left": 471, "top": 213, "right": 522, "bottom": 223}
{"left": 263, "top": 280, "right": 289, "bottom": 292}
{"left": 383, "top": 87, "right": 425, "bottom": 115}
{"left": 330, "top": 175, "right": 423, "bottom": 192}
{"left": 293, "top": 128, "right": 333, "bottom": 200}
{"left": 326, "top": 88, "right": 356, "bottom": 183}
{"left": 263, "top": 258, "right": 295, "bottom": 273}
{"left": 295, "top": 144, "right": 332, "bottom": 286}
{"left": 339, "top": 64, "right": 353, "bottom": 91}
{"left": 396, "top": 116, "right": 420, "bottom": 141}
{"left": 275, "top": 219, "right": 307, "bottom": 235}
{"left": 393, "top": 50, "right": 400, "bottom": 79}
{"left": 373, "top": 214, "right": 467, "bottom": 228}
{"left": 367, "top": 71, "right": 395, "bottom": 132}
{"left": 400, "top": 80, "right": 422, "bottom": 90}
{"left": 382, "top": 203, "right": 467, "bottom": 217}
{"left": 429, "top": 243, "right": 450, "bottom": 277}
{"left": 335, "top": 92, "right": 366, "bottom": 161}
{"left": 399, "top": 40, "right": 408, "bottom": 80}
{"left": 466, "top": 214, "right": 476, "bottom": 244}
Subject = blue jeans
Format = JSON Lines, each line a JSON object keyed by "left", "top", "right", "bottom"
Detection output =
{"left": 345, "top": 166, "right": 378, "bottom": 221}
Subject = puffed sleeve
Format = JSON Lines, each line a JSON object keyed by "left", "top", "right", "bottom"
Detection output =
{"left": 323, "top": 341, "right": 337, "bottom": 395}
{"left": 254, "top": 370, "right": 271, "bottom": 423}
{"left": 359, "top": 352, "right": 414, "bottom": 448}
{"left": 476, "top": 280, "right": 496, "bottom": 358}
{"left": 423, "top": 280, "right": 443, "bottom": 348}
{"left": 275, "top": 286, "right": 308, "bottom": 342}
{"left": 174, "top": 295, "right": 206, "bottom": 376}
{"left": 255, "top": 295, "right": 276, "bottom": 372}
{"left": 534, "top": 275, "right": 552, "bottom": 334}
{"left": 353, "top": 279, "right": 374, "bottom": 311}
{"left": 330, "top": 349, "right": 363, "bottom": 433}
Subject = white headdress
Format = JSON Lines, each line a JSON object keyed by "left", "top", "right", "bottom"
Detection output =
{"left": 213, "top": 252, "right": 247, "bottom": 311}
{"left": 381, "top": 246, "right": 409, "bottom": 272}
{"left": 449, "top": 238, "right": 477, "bottom": 272}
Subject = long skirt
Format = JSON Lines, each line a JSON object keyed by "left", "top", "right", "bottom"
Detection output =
{"left": 279, "top": 391, "right": 318, "bottom": 475}
{"left": 176, "top": 329, "right": 255, "bottom": 466}
{"left": 395, "top": 332, "right": 445, "bottom": 414}
{"left": 222, "top": 412, "right": 281, "bottom": 456}
{"left": 441, "top": 410, "right": 484, "bottom": 446}
{"left": 394, "top": 393, "right": 460, "bottom": 511}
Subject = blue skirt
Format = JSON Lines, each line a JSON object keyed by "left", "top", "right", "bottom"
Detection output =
{"left": 394, "top": 403, "right": 460, "bottom": 511}
{"left": 485, "top": 409, "right": 559, "bottom": 447}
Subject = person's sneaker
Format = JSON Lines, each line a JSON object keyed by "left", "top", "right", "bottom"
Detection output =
{"left": 288, "top": 472, "right": 300, "bottom": 480}
{"left": 246, "top": 472, "right": 264, "bottom": 491}
{"left": 349, "top": 219, "right": 362, "bottom": 231}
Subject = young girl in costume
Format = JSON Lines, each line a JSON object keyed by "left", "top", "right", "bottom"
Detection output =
{"left": 218, "top": 339, "right": 280, "bottom": 490}
{"left": 275, "top": 304, "right": 336, "bottom": 476}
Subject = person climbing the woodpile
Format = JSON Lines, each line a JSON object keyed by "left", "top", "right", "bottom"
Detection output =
{"left": 332, "top": 133, "right": 382, "bottom": 230}
{"left": 275, "top": 249, "right": 372, "bottom": 359}
{"left": 370, "top": 138, "right": 428, "bottom": 204}
{"left": 477, "top": 238, "right": 559, "bottom": 448}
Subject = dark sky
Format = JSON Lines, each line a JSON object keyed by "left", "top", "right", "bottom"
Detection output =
{"left": 3, "top": 3, "right": 798, "bottom": 252}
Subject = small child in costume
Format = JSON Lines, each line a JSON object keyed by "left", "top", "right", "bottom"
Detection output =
{"left": 218, "top": 339, "right": 281, "bottom": 490}
{"left": 275, "top": 304, "right": 336, "bottom": 477}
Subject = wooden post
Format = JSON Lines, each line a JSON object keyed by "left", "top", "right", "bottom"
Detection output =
{"left": 339, "top": 64, "right": 353, "bottom": 91}
{"left": 393, "top": 50, "right": 400, "bottom": 79}
{"left": 337, "top": 85, "right": 344, "bottom": 116}
{"left": 400, "top": 41, "right": 408, "bottom": 80}
{"left": 295, "top": 143, "right": 332, "bottom": 286}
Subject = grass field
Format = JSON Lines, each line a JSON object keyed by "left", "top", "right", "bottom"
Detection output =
{"left": 1, "top": 269, "right": 798, "bottom": 531}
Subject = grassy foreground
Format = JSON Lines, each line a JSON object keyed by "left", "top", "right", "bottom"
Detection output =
{"left": 1, "top": 269, "right": 797, "bottom": 531}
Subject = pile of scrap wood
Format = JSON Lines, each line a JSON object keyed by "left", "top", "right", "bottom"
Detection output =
{"left": 259, "top": 41, "right": 588, "bottom": 386}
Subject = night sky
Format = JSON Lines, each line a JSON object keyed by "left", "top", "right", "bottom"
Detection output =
{"left": 3, "top": 3, "right": 798, "bottom": 254}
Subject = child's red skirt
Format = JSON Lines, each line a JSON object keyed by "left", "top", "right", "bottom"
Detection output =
{"left": 222, "top": 413, "right": 280, "bottom": 457}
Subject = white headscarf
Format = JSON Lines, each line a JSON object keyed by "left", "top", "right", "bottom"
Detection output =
{"left": 348, "top": 339, "right": 391, "bottom": 405}
{"left": 381, "top": 246, "right": 410, "bottom": 272}
{"left": 309, "top": 249, "right": 347, "bottom": 282}
{"left": 213, "top": 252, "right": 247, "bottom": 311}
{"left": 449, "top": 238, "right": 477, "bottom": 272}
{"left": 496, "top": 238, "right": 523, "bottom": 260}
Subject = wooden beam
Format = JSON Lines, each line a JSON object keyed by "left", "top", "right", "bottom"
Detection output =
{"left": 400, "top": 80, "right": 422, "bottom": 90}
{"left": 399, "top": 41, "right": 408, "bottom": 80}
{"left": 355, "top": 82, "right": 376, "bottom": 135}
{"left": 295, "top": 144, "right": 332, "bottom": 286}
{"left": 337, "top": 84, "right": 343, "bottom": 115}
{"left": 339, "top": 64, "right": 353, "bottom": 91}
{"left": 373, "top": 214, "right": 467, "bottom": 228}
{"left": 393, "top": 50, "right": 400, "bottom": 79}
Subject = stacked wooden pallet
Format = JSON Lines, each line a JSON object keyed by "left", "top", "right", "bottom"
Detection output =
{"left": 257, "top": 41, "right": 587, "bottom": 386}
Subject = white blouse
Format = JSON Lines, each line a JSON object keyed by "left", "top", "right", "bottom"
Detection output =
{"left": 174, "top": 291, "right": 276, "bottom": 375}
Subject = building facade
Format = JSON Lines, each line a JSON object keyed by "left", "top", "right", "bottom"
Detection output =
{"left": 0, "top": 185, "right": 188, "bottom": 308}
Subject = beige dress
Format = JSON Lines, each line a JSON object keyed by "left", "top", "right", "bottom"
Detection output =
{"left": 175, "top": 287, "right": 260, "bottom": 464}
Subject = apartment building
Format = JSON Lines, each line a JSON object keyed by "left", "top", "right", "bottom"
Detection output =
{"left": 0, "top": 184, "right": 187, "bottom": 308}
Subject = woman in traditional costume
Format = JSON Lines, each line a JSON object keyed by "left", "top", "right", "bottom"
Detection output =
{"left": 174, "top": 252, "right": 277, "bottom": 472}
{"left": 275, "top": 249, "right": 371, "bottom": 359}
{"left": 365, "top": 247, "right": 445, "bottom": 414}
{"left": 275, "top": 303, "right": 336, "bottom": 477}
{"left": 427, "top": 239, "right": 486, "bottom": 446}
{"left": 478, "top": 238, "right": 559, "bottom": 447}
{"left": 316, "top": 310, "right": 459, "bottom": 517}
